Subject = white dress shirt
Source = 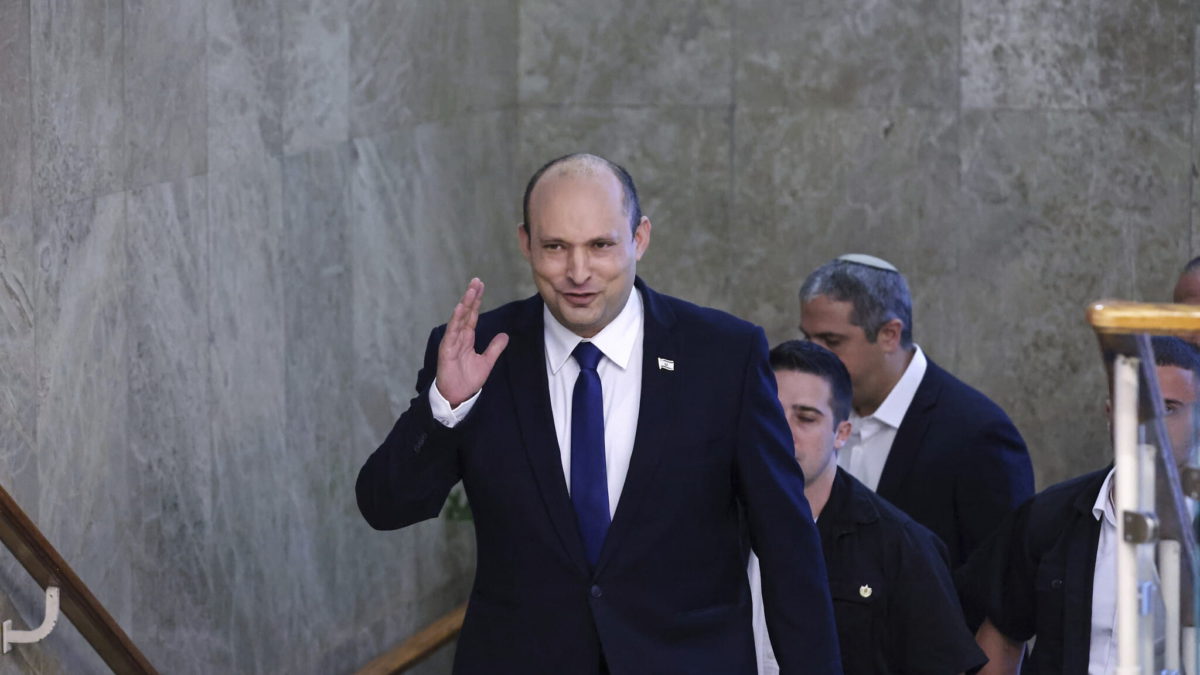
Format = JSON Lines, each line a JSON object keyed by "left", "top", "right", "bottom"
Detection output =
{"left": 838, "top": 346, "right": 927, "bottom": 491}
{"left": 747, "top": 551, "right": 780, "bottom": 675}
{"left": 430, "top": 290, "right": 644, "bottom": 518}
{"left": 1089, "top": 469, "right": 1120, "bottom": 675}
{"left": 1087, "top": 468, "right": 1164, "bottom": 675}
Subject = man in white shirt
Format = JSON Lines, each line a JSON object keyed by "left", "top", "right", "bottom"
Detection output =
{"left": 798, "top": 255, "right": 1034, "bottom": 566}
{"left": 357, "top": 153, "right": 841, "bottom": 674}
{"left": 960, "top": 336, "right": 1199, "bottom": 675}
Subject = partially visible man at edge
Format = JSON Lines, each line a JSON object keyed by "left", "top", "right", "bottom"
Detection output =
{"left": 798, "top": 254, "right": 1035, "bottom": 567}
{"left": 1172, "top": 256, "right": 1200, "bottom": 305}
{"left": 356, "top": 153, "right": 841, "bottom": 674}
{"left": 748, "top": 340, "right": 986, "bottom": 675}
{"left": 958, "top": 336, "right": 1200, "bottom": 675}
{"left": 1172, "top": 256, "right": 1200, "bottom": 347}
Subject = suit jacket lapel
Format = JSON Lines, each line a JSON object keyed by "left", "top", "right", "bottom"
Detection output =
{"left": 504, "top": 295, "right": 590, "bottom": 575}
{"left": 875, "top": 360, "right": 941, "bottom": 501}
{"left": 594, "top": 279, "right": 677, "bottom": 576}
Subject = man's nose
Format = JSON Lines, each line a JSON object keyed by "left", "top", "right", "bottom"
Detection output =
{"left": 566, "top": 248, "right": 590, "bottom": 284}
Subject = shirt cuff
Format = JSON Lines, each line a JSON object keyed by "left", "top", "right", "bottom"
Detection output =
{"left": 429, "top": 384, "right": 481, "bottom": 428}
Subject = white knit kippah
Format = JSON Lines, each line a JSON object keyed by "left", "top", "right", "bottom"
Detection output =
{"left": 837, "top": 253, "right": 899, "bottom": 273}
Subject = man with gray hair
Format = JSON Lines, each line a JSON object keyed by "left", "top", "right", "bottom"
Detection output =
{"left": 798, "top": 254, "right": 1034, "bottom": 566}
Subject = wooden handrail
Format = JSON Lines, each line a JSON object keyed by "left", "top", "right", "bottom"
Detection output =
{"left": 0, "top": 482, "right": 156, "bottom": 673}
{"left": 355, "top": 603, "right": 466, "bottom": 675}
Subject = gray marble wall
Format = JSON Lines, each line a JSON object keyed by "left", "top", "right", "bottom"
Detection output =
{"left": 516, "top": 0, "right": 1197, "bottom": 489}
{"left": 0, "top": 0, "right": 1194, "bottom": 673}
{"left": 0, "top": 0, "right": 521, "bottom": 672}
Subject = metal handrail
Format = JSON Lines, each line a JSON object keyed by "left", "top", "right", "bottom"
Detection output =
{"left": 0, "top": 482, "right": 156, "bottom": 673}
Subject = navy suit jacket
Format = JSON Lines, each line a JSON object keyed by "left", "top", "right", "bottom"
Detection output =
{"left": 356, "top": 279, "right": 841, "bottom": 675}
{"left": 875, "top": 359, "right": 1035, "bottom": 568}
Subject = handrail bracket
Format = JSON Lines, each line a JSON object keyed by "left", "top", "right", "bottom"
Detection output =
{"left": 3, "top": 586, "right": 60, "bottom": 654}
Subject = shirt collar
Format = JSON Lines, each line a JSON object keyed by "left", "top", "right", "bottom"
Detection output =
{"left": 1092, "top": 467, "right": 1118, "bottom": 526}
{"left": 867, "top": 345, "right": 928, "bottom": 428}
{"left": 818, "top": 468, "right": 880, "bottom": 537}
{"left": 543, "top": 288, "right": 643, "bottom": 374}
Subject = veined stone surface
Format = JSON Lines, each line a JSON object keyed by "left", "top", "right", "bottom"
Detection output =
{"left": 123, "top": 0, "right": 207, "bottom": 188}
{"left": 0, "top": 0, "right": 32, "bottom": 219}
{"left": 208, "top": 0, "right": 283, "bottom": 172}
{"left": 520, "top": 0, "right": 731, "bottom": 107}
{"left": 33, "top": 193, "right": 130, "bottom": 673}
{"left": 125, "top": 176, "right": 218, "bottom": 669}
{"left": 31, "top": 0, "right": 124, "bottom": 208}
{"left": 735, "top": 0, "right": 957, "bottom": 110}
{"left": 283, "top": 0, "right": 349, "bottom": 156}
{"left": 349, "top": 0, "right": 517, "bottom": 137}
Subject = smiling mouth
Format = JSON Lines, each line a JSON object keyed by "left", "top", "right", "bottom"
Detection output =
{"left": 562, "top": 291, "right": 598, "bottom": 307}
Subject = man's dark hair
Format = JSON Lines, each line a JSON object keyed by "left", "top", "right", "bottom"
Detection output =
{"left": 769, "top": 340, "right": 853, "bottom": 425}
{"left": 521, "top": 153, "right": 642, "bottom": 236}
{"left": 1152, "top": 335, "right": 1200, "bottom": 378}
{"left": 799, "top": 258, "right": 914, "bottom": 349}
{"left": 1182, "top": 256, "right": 1200, "bottom": 275}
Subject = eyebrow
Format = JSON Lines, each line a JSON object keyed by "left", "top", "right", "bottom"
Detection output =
{"left": 790, "top": 405, "right": 825, "bottom": 417}
{"left": 539, "top": 236, "right": 617, "bottom": 245}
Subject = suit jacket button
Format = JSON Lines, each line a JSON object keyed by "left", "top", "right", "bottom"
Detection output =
{"left": 590, "top": 585, "right": 602, "bottom": 598}
{"left": 1051, "top": 579, "right": 1063, "bottom": 589}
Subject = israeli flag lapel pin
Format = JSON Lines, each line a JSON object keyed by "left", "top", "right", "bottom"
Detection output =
{"left": 657, "top": 357, "right": 675, "bottom": 371}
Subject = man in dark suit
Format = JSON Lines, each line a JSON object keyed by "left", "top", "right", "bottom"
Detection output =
{"left": 798, "top": 254, "right": 1034, "bottom": 566}
{"left": 357, "top": 153, "right": 840, "bottom": 674}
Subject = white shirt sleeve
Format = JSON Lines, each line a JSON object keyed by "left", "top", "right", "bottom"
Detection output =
{"left": 429, "top": 384, "right": 482, "bottom": 428}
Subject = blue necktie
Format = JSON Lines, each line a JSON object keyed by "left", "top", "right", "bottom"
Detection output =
{"left": 570, "top": 341, "right": 609, "bottom": 567}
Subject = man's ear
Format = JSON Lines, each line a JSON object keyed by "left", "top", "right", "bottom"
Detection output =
{"left": 877, "top": 319, "right": 905, "bottom": 353}
{"left": 833, "top": 420, "right": 852, "bottom": 448}
{"left": 633, "top": 217, "right": 651, "bottom": 261}
{"left": 517, "top": 223, "right": 532, "bottom": 261}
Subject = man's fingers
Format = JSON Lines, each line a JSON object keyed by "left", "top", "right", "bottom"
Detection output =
{"left": 470, "top": 279, "right": 485, "bottom": 312}
{"left": 442, "top": 302, "right": 464, "bottom": 347}
{"left": 464, "top": 280, "right": 485, "bottom": 332}
{"left": 448, "top": 279, "right": 480, "bottom": 329}
{"left": 442, "top": 279, "right": 487, "bottom": 361}
{"left": 482, "top": 333, "right": 509, "bottom": 367}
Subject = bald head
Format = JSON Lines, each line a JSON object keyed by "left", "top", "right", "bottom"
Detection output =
{"left": 522, "top": 153, "right": 642, "bottom": 236}
{"left": 1175, "top": 257, "right": 1200, "bottom": 305}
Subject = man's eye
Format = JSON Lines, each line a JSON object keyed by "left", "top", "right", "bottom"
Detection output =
{"left": 593, "top": 241, "right": 613, "bottom": 249}
{"left": 544, "top": 244, "right": 563, "bottom": 251}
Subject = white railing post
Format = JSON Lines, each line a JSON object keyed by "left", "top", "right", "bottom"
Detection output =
{"left": 1115, "top": 355, "right": 1145, "bottom": 675}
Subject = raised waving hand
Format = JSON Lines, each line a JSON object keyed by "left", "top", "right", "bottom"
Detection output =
{"left": 435, "top": 278, "right": 509, "bottom": 407}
